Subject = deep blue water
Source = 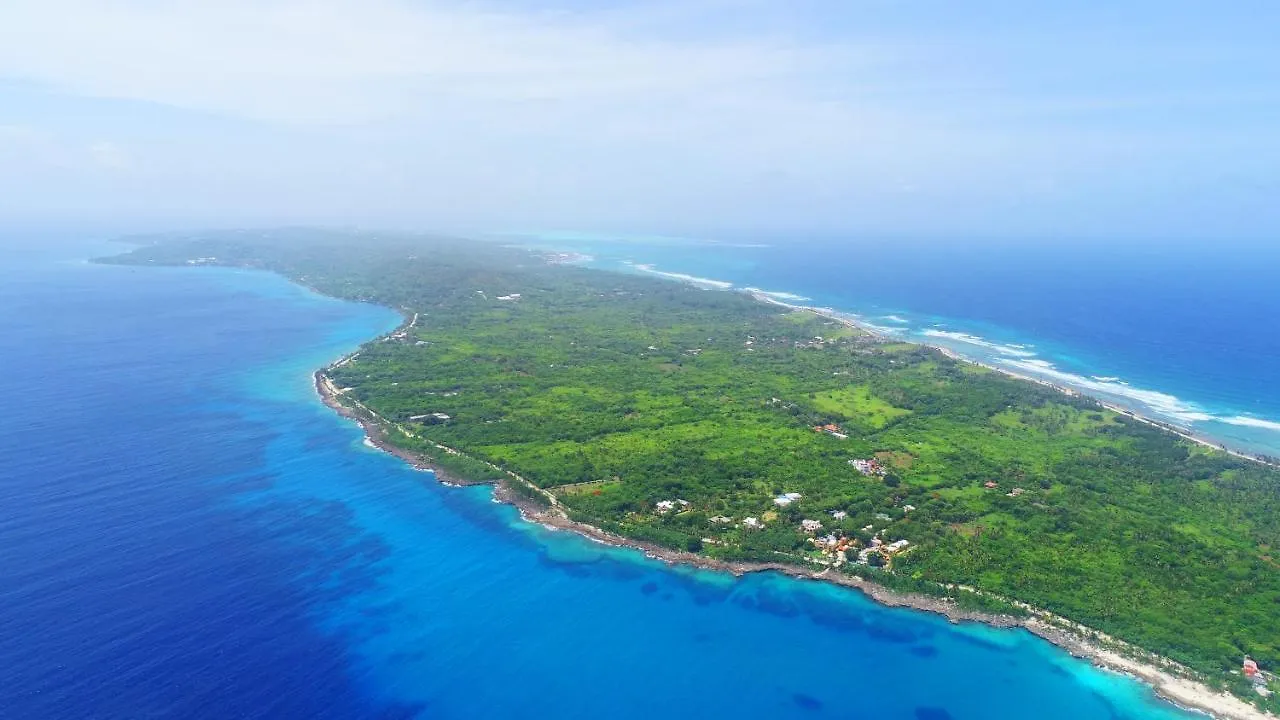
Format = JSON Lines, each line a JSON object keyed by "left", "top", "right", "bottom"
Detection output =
{"left": 0, "top": 234, "right": 1201, "bottom": 719}
{"left": 519, "top": 233, "right": 1280, "bottom": 458}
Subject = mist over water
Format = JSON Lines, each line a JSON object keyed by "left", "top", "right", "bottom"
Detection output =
{"left": 0, "top": 235, "right": 1200, "bottom": 719}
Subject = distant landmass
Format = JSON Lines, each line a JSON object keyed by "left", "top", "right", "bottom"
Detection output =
{"left": 101, "top": 229, "right": 1280, "bottom": 719}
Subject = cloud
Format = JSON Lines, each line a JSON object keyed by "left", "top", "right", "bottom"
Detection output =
{"left": 0, "top": 0, "right": 878, "bottom": 126}
{"left": 88, "top": 141, "right": 132, "bottom": 170}
{"left": 0, "top": 1, "right": 1275, "bottom": 235}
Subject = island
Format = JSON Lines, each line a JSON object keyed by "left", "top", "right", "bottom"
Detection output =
{"left": 102, "top": 228, "right": 1280, "bottom": 719}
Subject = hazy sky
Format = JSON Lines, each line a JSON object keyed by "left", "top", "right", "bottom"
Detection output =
{"left": 1, "top": 0, "right": 1277, "bottom": 238}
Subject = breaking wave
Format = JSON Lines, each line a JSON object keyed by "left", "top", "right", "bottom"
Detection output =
{"left": 743, "top": 288, "right": 811, "bottom": 302}
{"left": 1221, "top": 416, "right": 1280, "bottom": 432}
{"left": 625, "top": 262, "right": 734, "bottom": 290}
{"left": 998, "top": 358, "right": 1223, "bottom": 426}
{"left": 921, "top": 330, "right": 1039, "bottom": 358}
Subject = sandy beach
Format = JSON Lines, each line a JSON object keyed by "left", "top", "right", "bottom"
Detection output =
{"left": 744, "top": 290, "right": 1278, "bottom": 470}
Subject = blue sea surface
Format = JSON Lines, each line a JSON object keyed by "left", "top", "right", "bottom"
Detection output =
{"left": 518, "top": 233, "right": 1280, "bottom": 458}
{"left": 0, "top": 233, "right": 1202, "bottom": 719}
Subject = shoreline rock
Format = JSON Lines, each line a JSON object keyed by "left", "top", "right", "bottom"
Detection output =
{"left": 314, "top": 333, "right": 1272, "bottom": 720}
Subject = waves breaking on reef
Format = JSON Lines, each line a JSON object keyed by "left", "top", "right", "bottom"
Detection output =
{"left": 604, "top": 252, "right": 1280, "bottom": 455}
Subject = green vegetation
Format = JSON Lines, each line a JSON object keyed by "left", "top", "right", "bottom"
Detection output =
{"left": 103, "top": 229, "right": 1280, "bottom": 704}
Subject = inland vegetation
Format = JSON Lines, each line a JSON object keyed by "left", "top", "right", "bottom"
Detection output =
{"left": 105, "top": 230, "right": 1280, "bottom": 708}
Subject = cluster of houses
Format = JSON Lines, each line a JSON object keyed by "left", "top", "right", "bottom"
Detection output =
{"left": 790, "top": 510, "right": 912, "bottom": 568}
{"left": 795, "top": 335, "right": 831, "bottom": 350}
{"left": 813, "top": 424, "right": 848, "bottom": 440}
{"left": 983, "top": 481, "right": 1026, "bottom": 497}
{"left": 849, "top": 457, "right": 888, "bottom": 477}
{"left": 654, "top": 499, "right": 692, "bottom": 514}
{"left": 855, "top": 537, "right": 911, "bottom": 566}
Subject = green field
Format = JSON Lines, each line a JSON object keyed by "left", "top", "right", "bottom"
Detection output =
{"left": 103, "top": 230, "right": 1280, "bottom": 705}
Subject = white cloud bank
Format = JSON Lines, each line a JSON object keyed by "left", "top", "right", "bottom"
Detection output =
{"left": 0, "top": 0, "right": 874, "bottom": 125}
{"left": 0, "top": 0, "right": 1275, "bottom": 233}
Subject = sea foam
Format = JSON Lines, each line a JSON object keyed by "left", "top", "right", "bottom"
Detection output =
{"left": 627, "top": 262, "right": 734, "bottom": 290}
{"left": 921, "top": 330, "right": 1039, "bottom": 358}
{"left": 999, "top": 358, "right": 1214, "bottom": 425}
{"left": 746, "top": 289, "right": 811, "bottom": 302}
{"left": 1220, "top": 416, "right": 1280, "bottom": 432}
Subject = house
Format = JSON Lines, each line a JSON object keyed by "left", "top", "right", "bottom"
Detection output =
{"left": 984, "top": 481, "right": 999, "bottom": 489}
{"left": 801, "top": 519, "right": 824, "bottom": 533}
{"left": 710, "top": 515, "right": 733, "bottom": 524}
{"left": 496, "top": 293, "right": 522, "bottom": 301}
{"left": 885, "top": 539, "right": 910, "bottom": 553}
{"left": 743, "top": 517, "right": 763, "bottom": 529}
{"left": 901, "top": 505, "right": 916, "bottom": 513}
{"left": 830, "top": 510, "right": 848, "bottom": 520}
{"left": 408, "top": 412, "right": 451, "bottom": 424}
{"left": 655, "top": 500, "right": 676, "bottom": 513}
{"left": 773, "top": 492, "right": 803, "bottom": 507}
{"left": 850, "top": 458, "right": 887, "bottom": 476}
{"left": 1245, "top": 658, "right": 1260, "bottom": 678}
{"left": 1007, "top": 487, "right": 1025, "bottom": 497}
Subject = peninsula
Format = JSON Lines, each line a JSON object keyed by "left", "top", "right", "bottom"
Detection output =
{"left": 102, "top": 229, "right": 1280, "bottom": 718}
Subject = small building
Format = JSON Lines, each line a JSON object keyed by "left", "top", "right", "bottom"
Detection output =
{"left": 984, "top": 481, "right": 999, "bottom": 489}
{"left": 901, "top": 504, "right": 916, "bottom": 513}
{"left": 743, "top": 517, "right": 763, "bottom": 529}
{"left": 1007, "top": 487, "right": 1025, "bottom": 497}
{"left": 710, "top": 515, "right": 733, "bottom": 524}
{"left": 830, "top": 510, "right": 848, "bottom": 520}
{"left": 655, "top": 500, "right": 676, "bottom": 513}
{"left": 496, "top": 293, "right": 522, "bottom": 301}
{"left": 801, "top": 519, "right": 824, "bottom": 533}
{"left": 1245, "top": 658, "right": 1260, "bottom": 678}
{"left": 850, "top": 458, "right": 887, "bottom": 476}
{"left": 773, "top": 492, "right": 803, "bottom": 507}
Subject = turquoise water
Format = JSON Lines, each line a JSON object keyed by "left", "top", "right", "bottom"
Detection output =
{"left": 0, "top": 235, "right": 1199, "bottom": 718}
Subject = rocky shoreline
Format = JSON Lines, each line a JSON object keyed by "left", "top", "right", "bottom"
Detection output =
{"left": 315, "top": 365, "right": 1270, "bottom": 720}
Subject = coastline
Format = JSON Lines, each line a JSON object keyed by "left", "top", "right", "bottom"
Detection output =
{"left": 313, "top": 352, "right": 1270, "bottom": 720}
{"left": 743, "top": 291, "right": 1279, "bottom": 470}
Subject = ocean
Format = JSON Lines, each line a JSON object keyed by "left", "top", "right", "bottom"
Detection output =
{"left": 516, "top": 233, "right": 1280, "bottom": 460}
{"left": 0, "top": 232, "right": 1204, "bottom": 719}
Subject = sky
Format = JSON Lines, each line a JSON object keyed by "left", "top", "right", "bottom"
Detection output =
{"left": 1, "top": 0, "right": 1278, "bottom": 239}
